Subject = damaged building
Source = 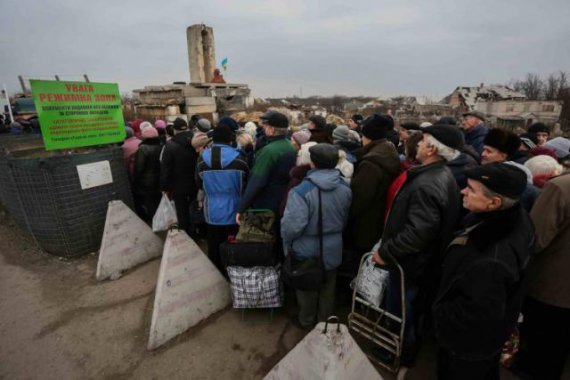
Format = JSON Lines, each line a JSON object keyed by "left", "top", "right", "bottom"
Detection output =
{"left": 444, "top": 84, "right": 562, "bottom": 129}
{"left": 133, "top": 24, "right": 253, "bottom": 123}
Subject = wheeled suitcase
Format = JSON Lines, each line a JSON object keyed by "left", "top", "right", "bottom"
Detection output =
{"left": 220, "top": 241, "right": 277, "bottom": 268}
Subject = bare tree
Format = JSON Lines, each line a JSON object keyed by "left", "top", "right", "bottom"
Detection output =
{"left": 545, "top": 74, "right": 559, "bottom": 100}
{"left": 520, "top": 73, "right": 545, "bottom": 100}
{"left": 557, "top": 71, "right": 568, "bottom": 99}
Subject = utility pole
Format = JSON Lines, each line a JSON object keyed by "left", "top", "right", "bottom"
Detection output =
{"left": 3, "top": 84, "right": 14, "bottom": 123}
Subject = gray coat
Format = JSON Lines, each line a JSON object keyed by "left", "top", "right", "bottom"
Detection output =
{"left": 281, "top": 169, "right": 352, "bottom": 270}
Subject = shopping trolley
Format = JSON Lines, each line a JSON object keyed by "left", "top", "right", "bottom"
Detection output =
{"left": 348, "top": 252, "right": 407, "bottom": 375}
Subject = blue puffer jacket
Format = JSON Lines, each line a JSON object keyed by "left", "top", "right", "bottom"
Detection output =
{"left": 281, "top": 169, "right": 352, "bottom": 270}
{"left": 196, "top": 144, "right": 249, "bottom": 225}
{"left": 464, "top": 123, "right": 489, "bottom": 156}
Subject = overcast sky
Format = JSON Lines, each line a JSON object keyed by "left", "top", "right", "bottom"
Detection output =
{"left": 1, "top": 0, "right": 569, "bottom": 99}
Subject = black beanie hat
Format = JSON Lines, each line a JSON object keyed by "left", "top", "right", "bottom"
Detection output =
{"left": 351, "top": 114, "right": 364, "bottom": 124}
{"left": 309, "top": 143, "right": 339, "bottom": 169}
{"left": 528, "top": 122, "right": 550, "bottom": 135}
{"left": 218, "top": 116, "right": 240, "bottom": 132}
{"left": 464, "top": 162, "right": 527, "bottom": 199}
{"left": 309, "top": 115, "right": 327, "bottom": 129}
{"left": 400, "top": 122, "right": 421, "bottom": 131}
{"left": 361, "top": 114, "right": 394, "bottom": 141}
{"left": 422, "top": 124, "right": 465, "bottom": 150}
{"left": 212, "top": 125, "right": 235, "bottom": 143}
{"left": 484, "top": 128, "right": 521, "bottom": 158}
{"left": 173, "top": 118, "right": 188, "bottom": 130}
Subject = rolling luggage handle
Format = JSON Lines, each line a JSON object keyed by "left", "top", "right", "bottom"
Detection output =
{"left": 323, "top": 316, "right": 341, "bottom": 334}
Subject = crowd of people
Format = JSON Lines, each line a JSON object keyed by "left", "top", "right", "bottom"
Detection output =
{"left": 121, "top": 110, "right": 570, "bottom": 379}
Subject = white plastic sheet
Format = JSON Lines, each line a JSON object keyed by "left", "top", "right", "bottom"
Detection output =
{"left": 354, "top": 252, "right": 390, "bottom": 308}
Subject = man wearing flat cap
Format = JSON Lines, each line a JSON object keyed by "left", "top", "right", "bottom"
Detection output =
{"left": 433, "top": 163, "right": 534, "bottom": 379}
{"left": 237, "top": 112, "right": 296, "bottom": 221}
{"left": 461, "top": 110, "right": 488, "bottom": 157}
{"left": 281, "top": 143, "right": 352, "bottom": 329}
{"left": 372, "top": 124, "right": 461, "bottom": 367}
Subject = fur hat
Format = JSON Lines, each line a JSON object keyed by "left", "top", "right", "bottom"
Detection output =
{"left": 483, "top": 128, "right": 521, "bottom": 158}
{"left": 266, "top": 112, "right": 289, "bottom": 129}
{"left": 297, "top": 142, "right": 317, "bottom": 166}
{"left": 141, "top": 126, "right": 158, "bottom": 139}
{"left": 140, "top": 121, "right": 153, "bottom": 131}
{"left": 361, "top": 114, "right": 393, "bottom": 141}
{"left": 292, "top": 129, "right": 311, "bottom": 146}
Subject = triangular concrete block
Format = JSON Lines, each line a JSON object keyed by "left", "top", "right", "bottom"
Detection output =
{"left": 265, "top": 322, "right": 382, "bottom": 379}
{"left": 96, "top": 200, "right": 164, "bottom": 281}
{"left": 147, "top": 229, "right": 231, "bottom": 350}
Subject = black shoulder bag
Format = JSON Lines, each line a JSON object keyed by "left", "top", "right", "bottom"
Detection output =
{"left": 282, "top": 187, "right": 326, "bottom": 291}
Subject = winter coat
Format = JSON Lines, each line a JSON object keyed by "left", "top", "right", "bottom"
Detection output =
{"left": 196, "top": 144, "right": 249, "bottom": 226}
{"left": 446, "top": 152, "right": 478, "bottom": 189}
{"left": 528, "top": 173, "right": 570, "bottom": 308}
{"left": 309, "top": 128, "right": 333, "bottom": 144}
{"left": 348, "top": 139, "right": 401, "bottom": 251}
{"left": 336, "top": 140, "right": 360, "bottom": 163}
{"left": 464, "top": 123, "right": 489, "bottom": 156}
{"left": 237, "top": 136, "right": 296, "bottom": 213}
{"left": 160, "top": 131, "right": 198, "bottom": 196}
{"left": 380, "top": 162, "right": 461, "bottom": 285}
{"left": 281, "top": 169, "right": 352, "bottom": 270}
{"left": 433, "top": 204, "right": 534, "bottom": 359}
{"left": 133, "top": 138, "right": 162, "bottom": 195}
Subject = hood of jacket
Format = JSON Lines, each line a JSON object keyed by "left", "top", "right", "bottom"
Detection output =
{"left": 360, "top": 139, "right": 401, "bottom": 177}
{"left": 447, "top": 152, "right": 477, "bottom": 169}
{"left": 305, "top": 168, "right": 346, "bottom": 192}
{"left": 202, "top": 144, "right": 240, "bottom": 169}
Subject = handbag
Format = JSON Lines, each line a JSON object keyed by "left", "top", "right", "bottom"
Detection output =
{"left": 236, "top": 209, "right": 276, "bottom": 242}
{"left": 220, "top": 241, "right": 277, "bottom": 268}
{"left": 282, "top": 186, "right": 326, "bottom": 291}
{"left": 152, "top": 193, "right": 178, "bottom": 232}
{"left": 227, "top": 266, "right": 283, "bottom": 308}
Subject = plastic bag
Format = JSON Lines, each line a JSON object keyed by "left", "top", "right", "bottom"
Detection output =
{"left": 354, "top": 252, "right": 390, "bottom": 308}
{"left": 152, "top": 194, "right": 178, "bottom": 232}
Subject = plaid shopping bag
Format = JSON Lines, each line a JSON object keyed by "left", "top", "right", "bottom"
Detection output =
{"left": 227, "top": 266, "right": 283, "bottom": 308}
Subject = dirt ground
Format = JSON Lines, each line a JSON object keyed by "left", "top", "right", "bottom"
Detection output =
{"left": 0, "top": 206, "right": 553, "bottom": 380}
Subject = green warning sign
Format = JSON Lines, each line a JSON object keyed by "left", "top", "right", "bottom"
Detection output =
{"left": 30, "top": 80, "right": 126, "bottom": 150}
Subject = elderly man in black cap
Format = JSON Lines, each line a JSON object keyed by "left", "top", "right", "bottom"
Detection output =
{"left": 432, "top": 163, "right": 533, "bottom": 380}
{"left": 160, "top": 117, "right": 198, "bottom": 237}
{"left": 372, "top": 124, "right": 461, "bottom": 367}
{"left": 422, "top": 124, "right": 478, "bottom": 189}
{"left": 461, "top": 110, "right": 488, "bottom": 157}
{"left": 237, "top": 112, "right": 296, "bottom": 220}
{"left": 281, "top": 143, "right": 352, "bottom": 329}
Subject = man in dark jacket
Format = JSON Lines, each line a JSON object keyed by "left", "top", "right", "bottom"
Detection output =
{"left": 133, "top": 126, "right": 163, "bottom": 224}
{"left": 160, "top": 117, "right": 198, "bottom": 237}
{"left": 308, "top": 115, "right": 332, "bottom": 144}
{"left": 196, "top": 125, "right": 249, "bottom": 273}
{"left": 348, "top": 114, "right": 401, "bottom": 253}
{"left": 461, "top": 111, "right": 488, "bottom": 157}
{"left": 433, "top": 163, "right": 533, "bottom": 380}
{"left": 372, "top": 126, "right": 461, "bottom": 366}
{"left": 236, "top": 112, "right": 296, "bottom": 222}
